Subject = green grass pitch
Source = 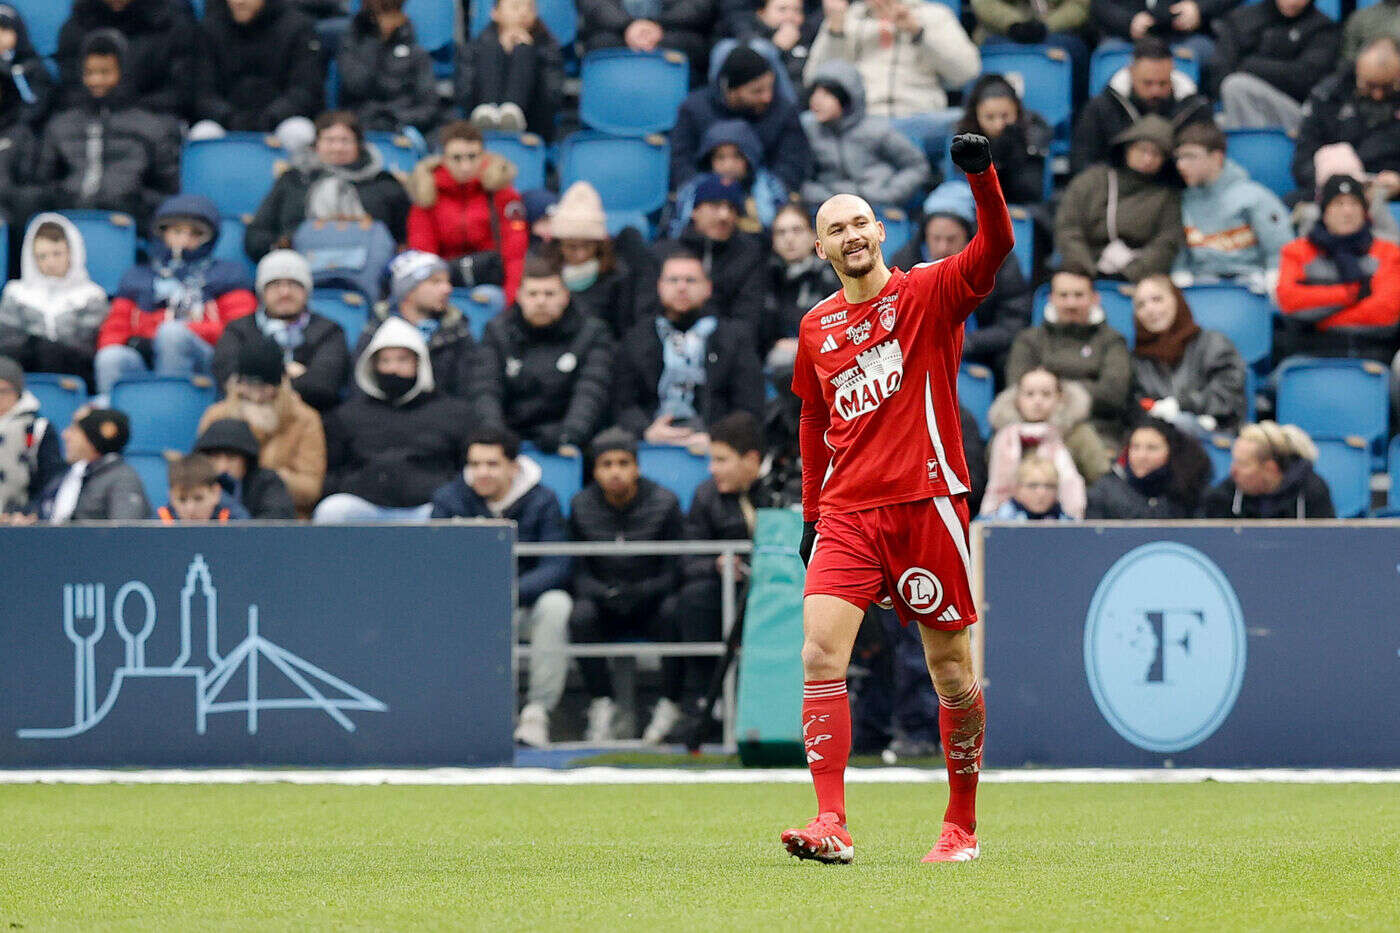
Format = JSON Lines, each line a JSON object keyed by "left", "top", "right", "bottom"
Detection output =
{"left": 2, "top": 781, "right": 1397, "bottom": 930}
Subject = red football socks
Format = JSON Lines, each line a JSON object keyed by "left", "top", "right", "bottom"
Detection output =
{"left": 802, "top": 679, "right": 851, "bottom": 824}
{"left": 938, "top": 680, "right": 985, "bottom": 833}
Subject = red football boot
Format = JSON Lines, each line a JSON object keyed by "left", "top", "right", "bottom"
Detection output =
{"left": 921, "top": 821, "right": 980, "bottom": 863}
{"left": 780, "top": 812, "right": 854, "bottom": 864}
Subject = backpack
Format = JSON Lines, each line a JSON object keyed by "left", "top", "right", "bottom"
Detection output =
{"left": 292, "top": 217, "right": 397, "bottom": 302}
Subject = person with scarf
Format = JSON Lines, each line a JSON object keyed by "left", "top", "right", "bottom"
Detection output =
{"left": 987, "top": 456, "right": 1079, "bottom": 521}
{"left": 1085, "top": 417, "right": 1211, "bottom": 519}
{"left": 1201, "top": 420, "right": 1335, "bottom": 519}
{"left": 1130, "top": 274, "right": 1246, "bottom": 434}
{"left": 355, "top": 251, "right": 476, "bottom": 399}
{"left": 1276, "top": 174, "right": 1400, "bottom": 364}
{"left": 212, "top": 250, "right": 350, "bottom": 412}
{"left": 93, "top": 194, "right": 256, "bottom": 395}
{"left": 545, "top": 182, "right": 640, "bottom": 340}
{"left": 0, "top": 215, "right": 108, "bottom": 386}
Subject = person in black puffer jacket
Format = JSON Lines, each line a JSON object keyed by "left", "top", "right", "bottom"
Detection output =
{"left": 1211, "top": 0, "right": 1339, "bottom": 135}
{"left": 337, "top": 0, "right": 440, "bottom": 133}
{"left": 952, "top": 74, "right": 1051, "bottom": 205}
{"left": 355, "top": 251, "right": 477, "bottom": 399}
{"left": 193, "top": 0, "right": 323, "bottom": 135}
{"left": 1085, "top": 417, "right": 1211, "bottom": 519}
{"left": 547, "top": 183, "right": 640, "bottom": 340}
{"left": 56, "top": 0, "right": 196, "bottom": 118}
{"left": 473, "top": 252, "right": 614, "bottom": 454}
{"left": 0, "top": 4, "right": 57, "bottom": 128}
{"left": 1292, "top": 38, "right": 1400, "bottom": 195}
{"left": 1200, "top": 421, "right": 1336, "bottom": 519}
{"left": 193, "top": 417, "right": 297, "bottom": 520}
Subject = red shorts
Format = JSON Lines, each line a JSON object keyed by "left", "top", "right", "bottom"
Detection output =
{"left": 805, "top": 496, "right": 977, "bottom": 631}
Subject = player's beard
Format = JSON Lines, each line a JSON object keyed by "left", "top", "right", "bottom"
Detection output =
{"left": 837, "top": 239, "right": 881, "bottom": 279}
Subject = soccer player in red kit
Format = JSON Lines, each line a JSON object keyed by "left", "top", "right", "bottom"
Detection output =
{"left": 779, "top": 134, "right": 1012, "bottom": 865}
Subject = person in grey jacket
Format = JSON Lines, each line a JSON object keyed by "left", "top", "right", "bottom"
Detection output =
{"left": 337, "top": 0, "right": 440, "bottom": 133}
{"left": 35, "top": 407, "right": 151, "bottom": 522}
{"left": 1129, "top": 274, "right": 1246, "bottom": 433}
{"left": 799, "top": 60, "right": 929, "bottom": 211}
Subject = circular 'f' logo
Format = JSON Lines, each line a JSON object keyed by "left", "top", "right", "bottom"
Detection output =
{"left": 1084, "top": 543, "right": 1246, "bottom": 753}
{"left": 897, "top": 567, "right": 943, "bottom": 614}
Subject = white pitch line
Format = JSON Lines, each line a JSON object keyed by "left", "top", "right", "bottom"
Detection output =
{"left": 0, "top": 767, "right": 1399, "bottom": 786}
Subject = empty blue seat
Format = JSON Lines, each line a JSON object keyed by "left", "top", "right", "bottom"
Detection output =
{"left": 979, "top": 47, "right": 1072, "bottom": 135}
{"left": 580, "top": 49, "right": 690, "bottom": 136}
{"left": 452, "top": 287, "right": 505, "bottom": 338}
{"left": 1088, "top": 45, "right": 1200, "bottom": 97}
{"left": 125, "top": 449, "right": 171, "bottom": 510}
{"left": 522, "top": 445, "right": 584, "bottom": 515}
{"left": 877, "top": 208, "right": 912, "bottom": 258}
{"left": 1205, "top": 433, "right": 1234, "bottom": 484}
{"left": 402, "top": 0, "right": 454, "bottom": 53}
{"left": 1312, "top": 437, "right": 1371, "bottom": 518}
{"left": 111, "top": 375, "right": 217, "bottom": 452}
{"left": 13, "top": 0, "right": 70, "bottom": 57}
{"left": 1031, "top": 281, "right": 1135, "bottom": 348}
{"left": 638, "top": 444, "right": 710, "bottom": 512}
{"left": 1225, "top": 129, "right": 1296, "bottom": 201}
{"left": 311, "top": 289, "right": 371, "bottom": 348}
{"left": 365, "top": 132, "right": 425, "bottom": 175}
{"left": 484, "top": 131, "right": 547, "bottom": 192}
{"left": 958, "top": 364, "right": 995, "bottom": 438}
{"left": 1181, "top": 284, "right": 1273, "bottom": 367}
{"left": 58, "top": 210, "right": 137, "bottom": 295}
{"left": 181, "top": 134, "right": 284, "bottom": 218}
{"left": 559, "top": 131, "right": 670, "bottom": 215}
{"left": 1010, "top": 208, "right": 1033, "bottom": 280}
{"left": 214, "top": 216, "right": 257, "bottom": 280}
{"left": 25, "top": 373, "right": 89, "bottom": 429}
{"left": 606, "top": 210, "right": 651, "bottom": 239}
{"left": 1276, "top": 357, "right": 1390, "bottom": 454}
{"left": 470, "top": 0, "right": 578, "bottom": 46}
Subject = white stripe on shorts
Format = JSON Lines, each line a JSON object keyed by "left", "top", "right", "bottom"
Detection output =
{"left": 933, "top": 494, "right": 973, "bottom": 594}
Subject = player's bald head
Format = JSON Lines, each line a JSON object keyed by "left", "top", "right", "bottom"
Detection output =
{"left": 815, "top": 194, "right": 877, "bottom": 236}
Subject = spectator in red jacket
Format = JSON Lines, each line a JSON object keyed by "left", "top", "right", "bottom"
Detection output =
{"left": 94, "top": 194, "right": 257, "bottom": 395}
{"left": 1276, "top": 174, "right": 1400, "bottom": 364}
{"left": 406, "top": 120, "right": 529, "bottom": 303}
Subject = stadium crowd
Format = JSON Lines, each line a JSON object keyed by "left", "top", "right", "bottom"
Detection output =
{"left": 1, "top": 0, "right": 1397, "bottom": 743}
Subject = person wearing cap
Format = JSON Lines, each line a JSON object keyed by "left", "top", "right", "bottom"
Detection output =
{"left": 0, "top": 357, "right": 62, "bottom": 516}
{"left": 548, "top": 182, "right": 640, "bottom": 338}
{"left": 665, "top": 118, "right": 791, "bottom": 239}
{"left": 1276, "top": 174, "right": 1400, "bottom": 364}
{"left": 577, "top": 0, "right": 712, "bottom": 71}
{"left": 672, "top": 45, "right": 812, "bottom": 193}
{"left": 355, "top": 251, "right": 476, "bottom": 399}
{"left": 566, "top": 427, "right": 686, "bottom": 743}
{"left": 192, "top": 417, "right": 296, "bottom": 520}
{"left": 212, "top": 249, "right": 350, "bottom": 412}
{"left": 34, "top": 406, "right": 151, "bottom": 523}
{"left": 93, "top": 194, "right": 257, "bottom": 395}
{"left": 55, "top": 0, "right": 197, "bottom": 118}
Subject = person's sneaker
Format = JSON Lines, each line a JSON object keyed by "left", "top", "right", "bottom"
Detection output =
{"left": 513, "top": 703, "right": 549, "bottom": 747}
{"left": 921, "top": 821, "right": 979, "bottom": 863}
{"left": 641, "top": 698, "right": 683, "bottom": 745}
{"left": 470, "top": 103, "right": 501, "bottom": 129}
{"left": 780, "top": 812, "right": 854, "bottom": 863}
{"left": 584, "top": 697, "right": 617, "bottom": 743}
{"left": 496, "top": 102, "right": 527, "bottom": 132}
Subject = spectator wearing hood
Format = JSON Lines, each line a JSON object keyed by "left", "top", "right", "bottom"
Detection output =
{"left": 314, "top": 317, "right": 473, "bottom": 522}
{"left": 1201, "top": 420, "right": 1335, "bottom": 519}
{"left": 1007, "top": 269, "right": 1133, "bottom": 447}
{"left": 245, "top": 110, "right": 412, "bottom": 260}
{"left": 1292, "top": 38, "right": 1400, "bottom": 197}
{"left": 192, "top": 417, "right": 296, "bottom": 520}
{"left": 337, "top": 0, "right": 440, "bottom": 134}
{"left": 1057, "top": 115, "right": 1184, "bottom": 282}
{"left": 672, "top": 46, "right": 812, "bottom": 193}
{"left": 1071, "top": 37, "right": 1212, "bottom": 175}
{"left": 800, "top": 61, "right": 930, "bottom": 211}
{"left": 1276, "top": 174, "right": 1400, "bottom": 364}
{"left": 355, "top": 251, "right": 476, "bottom": 399}
{"left": 1210, "top": 0, "right": 1338, "bottom": 134}
{"left": 200, "top": 336, "right": 325, "bottom": 516}
{"left": 35, "top": 30, "right": 181, "bottom": 225}
{"left": 212, "top": 250, "right": 351, "bottom": 412}
{"left": 430, "top": 425, "right": 573, "bottom": 747}
{"left": 156, "top": 453, "right": 252, "bottom": 523}
{"left": 1085, "top": 417, "right": 1212, "bottom": 519}
{"left": 805, "top": 0, "right": 980, "bottom": 119}
{"left": 0, "top": 3, "right": 57, "bottom": 127}
{"left": 0, "top": 215, "right": 108, "bottom": 384}
{"left": 952, "top": 75, "right": 1052, "bottom": 206}
{"left": 616, "top": 250, "right": 764, "bottom": 454}
{"left": 192, "top": 0, "right": 323, "bottom": 136}
{"left": 577, "top": 0, "right": 715, "bottom": 72}
{"left": 0, "top": 358, "right": 62, "bottom": 515}
{"left": 666, "top": 118, "right": 790, "bottom": 238}
{"left": 36, "top": 406, "right": 151, "bottom": 522}
{"left": 1171, "top": 120, "right": 1293, "bottom": 291}
{"left": 547, "top": 183, "right": 640, "bottom": 339}
{"left": 406, "top": 121, "right": 529, "bottom": 304}
{"left": 473, "top": 251, "right": 614, "bottom": 455}
{"left": 94, "top": 195, "right": 257, "bottom": 395}
{"left": 458, "top": 0, "right": 564, "bottom": 140}
{"left": 762, "top": 202, "right": 840, "bottom": 369}
{"left": 56, "top": 0, "right": 197, "bottom": 117}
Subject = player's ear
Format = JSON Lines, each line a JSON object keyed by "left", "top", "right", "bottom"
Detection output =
{"left": 814, "top": 238, "right": 827, "bottom": 261}
{"left": 875, "top": 221, "right": 886, "bottom": 243}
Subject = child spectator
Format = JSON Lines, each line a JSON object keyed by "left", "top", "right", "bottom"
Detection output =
{"left": 577, "top": 0, "right": 714, "bottom": 71}
{"left": 1201, "top": 421, "right": 1335, "bottom": 519}
{"left": 193, "top": 0, "right": 323, "bottom": 136}
{"left": 36, "top": 407, "right": 151, "bottom": 522}
{"left": 549, "top": 183, "right": 640, "bottom": 339}
{"left": 193, "top": 418, "right": 297, "bottom": 520}
{"left": 0, "top": 3, "right": 57, "bottom": 126}
{"left": 0, "top": 358, "right": 62, "bottom": 515}
{"left": 667, "top": 119, "right": 790, "bottom": 237}
{"left": 982, "top": 367, "right": 1098, "bottom": 518}
{"left": 336, "top": 0, "right": 440, "bottom": 133}
{"left": 1085, "top": 418, "right": 1211, "bottom": 519}
{"left": 762, "top": 202, "right": 839, "bottom": 371}
{"left": 1210, "top": 0, "right": 1338, "bottom": 134}
{"left": 1130, "top": 274, "right": 1246, "bottom": 433}
{"left": 458, "top": 0, "right": 564, "bottom": 139}
{"left": 988, "top": 456, "right": 1077, "bottom": 521}
{"left": 157, "top": 452, "right": 252, "bottom": 523}
{"left": 0, "top": 215, "right": 108, "bottom": 385}
{"left": 57, "top": 0, "right": 197, "bottom": 118}
{"left": 94, "top": 195, "right": 257, "bottom": 395}
{"left": 952, "top": 76, "right": 1051, "bottom": 206}
{"left": 356, "top": 251, "right": 476, "bottom": 399}
{"left": 799, "top": 62, "right": 930, "bottom": 213}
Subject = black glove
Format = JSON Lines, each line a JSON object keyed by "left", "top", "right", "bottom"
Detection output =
{"left": 1005, "top": 19, "right": 1047, "bottom": 43}
{"left": 533, "top": 423, "right": 564, "bottom": 454}
{"left": 799, "top": 520, "right": 817, "bottom": 567}
{"left": 454, "top": 251, "right": 505, "bottom": 288}
{"left": 950, "top": 134, "right": 993, "bottom": 175}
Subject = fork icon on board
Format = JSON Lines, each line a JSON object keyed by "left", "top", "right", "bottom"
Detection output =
{"left": 62, "top": 584, "right": 106, "bottom": 726}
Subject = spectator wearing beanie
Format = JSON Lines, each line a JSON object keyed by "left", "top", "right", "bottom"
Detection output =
{"left": 0, "top": 4, "right": 57, "bottom": 128}
{"left": 548, "top": 182, "right": 641, "bottom": 340}
{"left": 457, "top": 0, "right": 565, "bottom": 141}
{"left": 672, "top": 45, "right": 812, "bottom": 193}
{"left": 193, "top": 417, "right": 296, "bottom": 520}
{"left": 577, "top": 0, "right": 713, "bottom": 72}
{"left": 212, "top": 249, "right": 350, "bottom": 412}
{"left": 36, "top": 406, "right": 151, "bottom": 522}
{"left": 337, "top": 0, "right": 439, "bottom": 134}
{"left": 355, "top": 251, "right": 476, "bottom": 399}
{"left": 55, "top": 0, "right": 197, "bottom": 118}
{"left": 522, "top": 188, "right": 559, "bottom": 245}
{"left": 666, "top": 117, "right": 790, "bottom": 238}
{"left": 199, "top": 335, "right": 326, "bottom": 517}
{"left": 0, "top": 357, "right": 63, "bottom": 515}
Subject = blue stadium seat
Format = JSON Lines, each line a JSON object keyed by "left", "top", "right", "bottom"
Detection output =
{"left": 311, "top": 289, "right": 371, "bottom": 348}
{"left": 1225, "top": 129, "right": 1296, "bottom": 201}
{"left": 125, "top": 449, "right": 171, "bottom": 510}
{"left": 1205, "top": 433, "right": 1234, "bottom": 484}
{"left": 13, "top": 0, "right": 70, "bottom": 57}
{"left": 111, "top": 375, "right": 217, "bottom": 452}
{"left": 181, "top": 133, "right": 285, "bottom": 218}
{"left": 58, "top": 210, "right": 137, "bottom": 295}
{"left": 24, "top": 373, "right": 88, "bottom": 429}
{"left": 1276, "top": 357, "right": 1390, "bottom": 456}
{"left": 452, "top": 287, "right": 505, "bottom": 338}
{"left": 606, "top": 210, "right": 651, "bottom": 239}
{"left": 401, "top": 0, "right": 455, "bottom": 54}
{"left": 580, "top": 49, "right": 690, "bottom": 136}
{"left": 979, "top": 46, "right": 1072, "bottom": 137}
{"left": 638, "top": 444, "right": 710, "bottom": 512}
{"left": 1181, "top": 284, "right": 1273, "bottom": 368}
{"left": 1388, "top": 435, "right": 1400, "bottom": 508}
{"left": 214, "top": 216, "right": 257, "bottom": 280}
{"left": 521, "top": 445, "right": 584, "bottom": 515}
{"left": 877, "top": 208, "right": 912, "bottom": 258}
{"left": 1088, "top": 45, "right": 1200, "bottom": 97}
{"left": 365, "top": 132, "right": 425, "bottom": 175}
{"left": 559, "top": 131, "right": 670, "bottom": 215}
{"left": 958, "top": 364, "right": 994, "bottom": 438}
{"left": 1010, "top": 208, "right": 1033, "bottom": 280}
{"left": 1312, "top": 436, "right": 1371, "bottom": 518}
{"left": 484, "top": 131, "right": 547, "bottom": 192}
{"left": 470, "top": 0, "right": 579, "bottom": 46}
{"left": 1031, "top": 282, "right": 1135, "bottom": 348}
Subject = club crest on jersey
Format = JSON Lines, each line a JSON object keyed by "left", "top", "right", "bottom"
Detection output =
{"left": 846, "top": 319, "right": 873, "bottom": 346}
{"left": 830, "top": 339, "right": 903, "bottom": 421}
{"left": 875, "top": 295, "right": 898, "bottom": 332}
{"left": 819, "top": 310, "right": 848, "bottom": 329}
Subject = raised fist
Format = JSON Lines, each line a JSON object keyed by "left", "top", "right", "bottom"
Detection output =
{"left": 950, "top": 133, "right": 992, "bottom": 175}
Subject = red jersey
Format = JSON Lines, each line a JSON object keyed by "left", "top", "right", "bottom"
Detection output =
{"left": 792, "top": 168, "right": 1013, "bottom": 521}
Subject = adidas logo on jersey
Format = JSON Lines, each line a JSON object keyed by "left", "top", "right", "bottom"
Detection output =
{"left": 819, "top": 333, "right": 839, "bottom": 353}
{"left": 831, "top": 340, "right": 904, "bottom": 421}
